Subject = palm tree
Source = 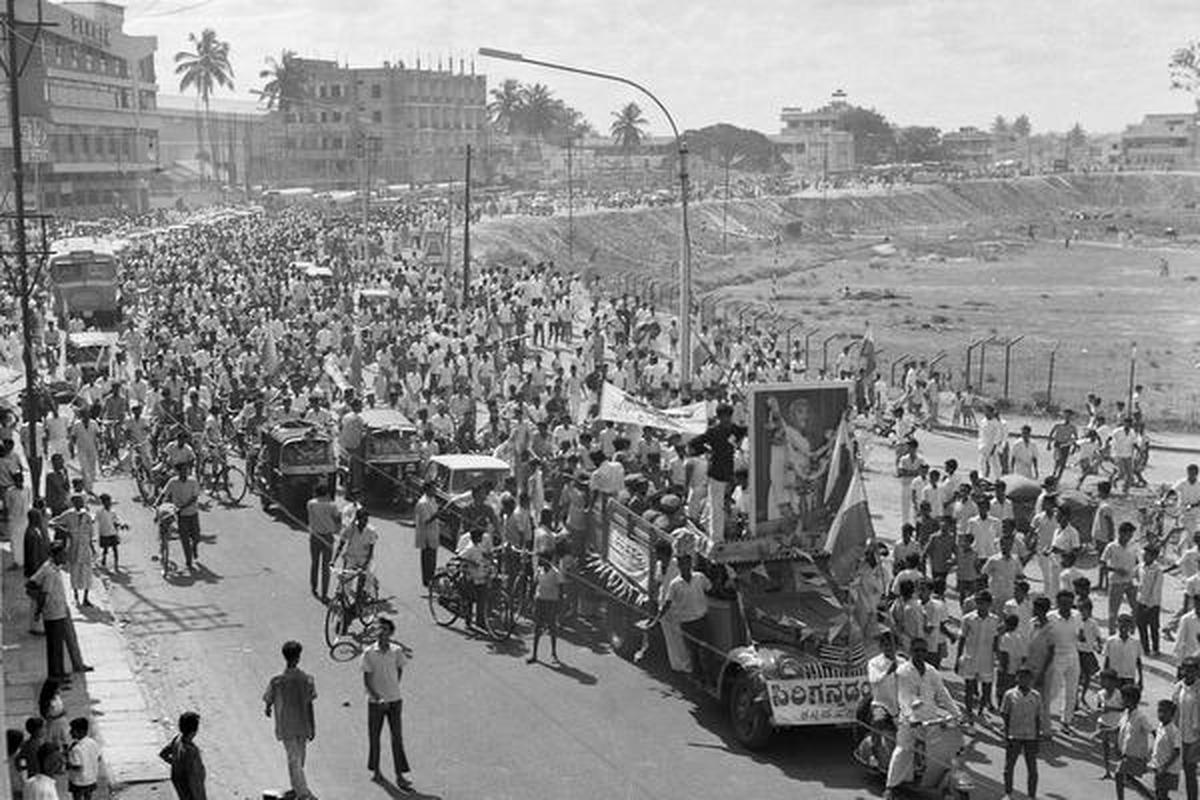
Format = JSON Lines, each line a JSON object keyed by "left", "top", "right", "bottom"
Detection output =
{"left": 487, "top": 78, "right": 524, "bottom": 136}
{"left": 610, "top": 102, "right": 648, "bottom": 188}
{"left": 174, "top": 29, "right": 233, "bottom": 183}
{"left": 258, "top": 50, "right": 308, "bottom": 181}
{"left": 519, "top": 83, "right": 560, "bottom": 140}
{"left": 610, "top": 102, "right": 648, "bottom": 149}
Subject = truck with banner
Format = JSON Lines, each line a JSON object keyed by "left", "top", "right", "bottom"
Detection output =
{"left": 577, "top": 381, "right": 874, "bottom": 749}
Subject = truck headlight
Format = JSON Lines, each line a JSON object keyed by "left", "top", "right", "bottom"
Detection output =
{"left": 777, "top": 657, "right": 803, "bottom": 679}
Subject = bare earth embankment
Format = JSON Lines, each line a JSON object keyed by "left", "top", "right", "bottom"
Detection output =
{"left": 473, "top": 173, "right": 1200, "bottom": 425}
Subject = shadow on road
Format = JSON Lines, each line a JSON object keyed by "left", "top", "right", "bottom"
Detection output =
{"left": 164, "top": 563, "right": 222, "bottom": 587}
{"left": 371, "top": 773, "right": 442, "bottom": 800}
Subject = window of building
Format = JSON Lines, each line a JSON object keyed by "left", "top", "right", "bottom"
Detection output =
{"left": 332, "top": 111, "right": 342, "bottom": 123}
{"left": 320, "top": 111, "right": 327, "bottom": 123}
{"left": 330, "top": 84, "right": 342, "bottom": 98}
{"left": 332, "top": 136, "right": 343, "bottom": 149}
{"left": 372, "top": 110, "right": 382, "bottom": 123}
{"left": 81, "top": 135, "right": 89, "bottom": 155}
{"left": 371, "top": 84, "right": 381, "bottom": 99}
{"left": 318, "top": 85, "right": 327, "bottom": 98}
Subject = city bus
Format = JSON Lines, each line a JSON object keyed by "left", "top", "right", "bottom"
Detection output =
{"left": 48, "top": 237, "right": 125, "bottom": 328}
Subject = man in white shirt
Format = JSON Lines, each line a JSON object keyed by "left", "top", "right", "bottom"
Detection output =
{"left": 1102, "top": 522, "right": 1140, "bottom": 635}
{"left": 1045, "top": 590, "right": 1083, "bottom": 732}
{"left": 361, "top": 617, "right": 413, "bottom": 791}
{"left": 965, "top": 498, "right": 1001, "bottom": 559}
{"left": 977, "top": 407, "right": 1008, "bottom": 479}
{"left": 1109, "top": 417, "right": 1138, "bottom": 495}
{"left": 884, "top": 637, "right": 959, "bottom": 798}
{"left": 866, "top": 630, "right": 907, "bottom": 768}
{"left": 651, "top": 553, "right": 712, "bottom": 682}
{"left": 1176, "top": 465, "right": 1200, "bottom": 536}
{"left": 1009, "top": 425, "right": 1039, "bottom": 479}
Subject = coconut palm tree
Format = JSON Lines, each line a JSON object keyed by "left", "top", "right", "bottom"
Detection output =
{"left": 258, "top": 50, "right": 308, "bottom": 181}
{"left": 487, "top": 78, "right": 524, "bottom": 136}
{"left": 610, "top": 102, "right": 648, "bottom": 188}
{"left": 610, "top": 102, "right": 648, "bottom": 150}
{"left": 519, "top": 83, "right": 560, "bottom": 140}
{"left": 174, "top": 28, "right": 233, "bottom": 182}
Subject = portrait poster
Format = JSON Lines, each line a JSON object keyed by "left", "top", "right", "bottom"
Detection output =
{"left": 748, "top": 382, "right": 853, "bottom": 545}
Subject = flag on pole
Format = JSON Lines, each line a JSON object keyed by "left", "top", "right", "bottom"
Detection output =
{"left": 823, "top": 468, "right": 875, "bottom": 586}
{"left": 824, "top": 416, "right": 851, "bottom": 503}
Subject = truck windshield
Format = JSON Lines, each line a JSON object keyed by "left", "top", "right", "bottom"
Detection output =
{"left": 366, "top": 429, "right": 412, "bottom": 457}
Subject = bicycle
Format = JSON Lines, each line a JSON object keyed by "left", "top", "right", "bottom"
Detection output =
{"left": 197, "top": 443, "right": 248, "bottom": 506}
{"left": 498, "top": 544, "right": 536, "bottom": 624}
{"left": 427, "top": 557, "right": 514, "bottom": 641}
{"left": 324, "top": 566, "right": 382, "bottom": 650}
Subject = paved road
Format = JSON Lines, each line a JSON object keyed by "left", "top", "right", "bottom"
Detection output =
{"left": 97, "top": 424, "right": 1195, "bottom": 800}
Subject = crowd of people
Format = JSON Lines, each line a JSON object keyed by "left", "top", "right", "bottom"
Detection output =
{"left": 0, "top": 190, "right": 1196, "bottom": 800}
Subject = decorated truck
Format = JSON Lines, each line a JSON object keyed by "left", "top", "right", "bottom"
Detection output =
{"left": 579, "top": 381, "right": 875, "bottom": 749}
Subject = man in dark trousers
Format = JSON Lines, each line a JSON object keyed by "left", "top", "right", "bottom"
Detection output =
{"left": 263, "top": 640, "right": 317, "bottom": 800}
{"left": 690, "top": 403, "right": 747, "bottom": 544}
{"left": 306, "top": 485, "right": 340, "bottom": 602}
{"left": 28, "top": 542, "right": 71, "bottom": 682}
{"left": 362, "top": 617, "right": 412, "bottom": 792}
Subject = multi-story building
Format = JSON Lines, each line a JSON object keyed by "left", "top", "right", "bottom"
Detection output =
{"left": 0, "top": 0, "right": 158, "bottom": 214}
{"left": 263, "top": 57, "right": 488, "bottom": 188}
{"left": 152, "top": 94, "right": 268, "bottom": 189}
{"left": 1120, "top": 112, "right": 1200, "bottom": 169}
{"left": 941, "top": 126, "right": 994, "bottom": 171}
{"left": 769, "top": 90, "right": 856, "bottom": 176}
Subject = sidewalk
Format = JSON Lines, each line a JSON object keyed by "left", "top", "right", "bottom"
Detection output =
{"left": 1, "top": 538, "right": 167, "bottom": 794}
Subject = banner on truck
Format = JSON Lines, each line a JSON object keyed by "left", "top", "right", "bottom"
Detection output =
{"left": 747, "top": 382, "right": 854, "bottom": 544}
{"left": 599, "top": 382, "right": 707, "bottom": 436}
{"left": 605, "top": 502, "right": 656, "bottom": 594}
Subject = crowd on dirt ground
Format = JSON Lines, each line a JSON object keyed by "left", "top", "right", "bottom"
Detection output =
{"left": 0, "top": 192, "right": 1197, "bottom": 800}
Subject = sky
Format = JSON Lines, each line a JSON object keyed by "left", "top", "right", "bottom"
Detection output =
{"left": 121, "top": 0, "right": 1200, "bottom": 136}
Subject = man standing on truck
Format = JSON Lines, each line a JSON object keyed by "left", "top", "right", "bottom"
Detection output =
{"left": 647, "top": 551, "right": 712, "bottom": 684}
{"left": 690, "top": 403, "right": 747, "bottom": 544}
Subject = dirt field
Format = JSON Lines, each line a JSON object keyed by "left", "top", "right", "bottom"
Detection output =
{"left": 472, "top": 173, "right": 1200, "bottom": 425}
{"left": 714, "top": 236, "right": 1200, "bottom": 424}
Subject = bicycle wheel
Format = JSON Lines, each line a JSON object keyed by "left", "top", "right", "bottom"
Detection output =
{"left": 136, "top": 464, "right": 157, "bottom": 504}
{"left": 324, "top": 598, "right": 347, "bottom": 648}
{"left": 484, "top": 583, "right": 515, "bottom": 642}
{"left": 511, "top": 573, "right": 535, "bottom": 623}
{"left": 427, "top": 570, "right": 460, "bottom": 627}
{"left": 220, "top": 465, "right": 248, "bottom": 505}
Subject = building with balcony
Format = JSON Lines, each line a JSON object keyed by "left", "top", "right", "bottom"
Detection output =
{"left": 0, "top": 0, "right": 158, "bottom": 214}
{"left": 769, "top": 90, "right": 856, "bottom": 176}
{"left": 1120, "top": 112, "right": 1199, "bottom": 169}
{"left": 263, "top": 57, "right": 488, "bottom": 188}
{"left": 941, "top": 126, "right": 994, "bottom": 171}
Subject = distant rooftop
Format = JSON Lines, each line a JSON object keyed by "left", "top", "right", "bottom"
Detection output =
{"left": 156, "top": 94, "right": 267, "bottom": 116}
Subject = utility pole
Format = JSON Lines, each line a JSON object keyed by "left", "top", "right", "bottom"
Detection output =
{"left": 462, "top": 143, "right": 471, "bottom": 304}
{"left": 2, "top": 0, "right": 53, "bottom": 503}
{"left": 567, "top": 136, "right": 574, "bottom": 262}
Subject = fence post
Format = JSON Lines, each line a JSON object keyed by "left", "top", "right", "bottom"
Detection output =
{"left": 1046, "top": 346, "right": 1057, "bottom": 408}
{"left": 1002, "top": 335, "right": 1024, "bottom": 403}
{"left": 804, "top": 329, "right": 820, "bottom": 373}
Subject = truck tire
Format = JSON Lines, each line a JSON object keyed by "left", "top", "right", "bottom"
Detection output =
{"left": 728, "top": 671, "right": 773, "bottom": 750}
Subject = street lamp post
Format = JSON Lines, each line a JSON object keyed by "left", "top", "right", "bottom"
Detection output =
{"left": 478, "top": 48, "right": 693, "bottom": 383}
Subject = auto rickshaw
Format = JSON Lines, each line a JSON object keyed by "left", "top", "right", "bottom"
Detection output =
{"left": 357, "top": 407, "right": 421, "bottom": 506}
{"left": 255, "top": 419, "right": 338, "bottom": 520}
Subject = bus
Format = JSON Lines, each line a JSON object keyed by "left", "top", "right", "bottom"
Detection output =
{"left": 48, "top": 237, "right": 125, "bottom": 328}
